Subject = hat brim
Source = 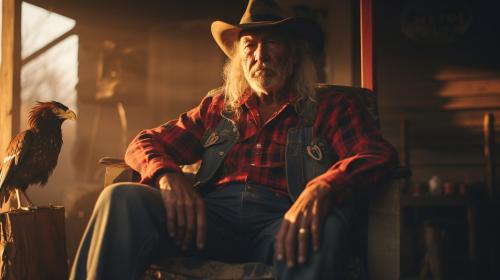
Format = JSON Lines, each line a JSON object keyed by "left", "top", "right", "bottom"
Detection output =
{"left": 211, "top": 17, "right": 324, "bottom": 58}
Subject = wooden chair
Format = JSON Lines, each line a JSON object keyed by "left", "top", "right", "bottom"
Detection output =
{"left": 99, "top": 157, "right": 409, "bottom": 280}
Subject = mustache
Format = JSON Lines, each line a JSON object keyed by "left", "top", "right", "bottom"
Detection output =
{"left": 251, "top": 63, "right": 276, "bottom": 75}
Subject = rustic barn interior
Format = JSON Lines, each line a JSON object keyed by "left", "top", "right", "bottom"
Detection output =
{"left": 1, "top": 0, "right": 499, "bottom": 279}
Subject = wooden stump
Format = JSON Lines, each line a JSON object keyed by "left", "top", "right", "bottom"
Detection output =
{"left": 0, "top": 206, "right": 68, "bottom": 280}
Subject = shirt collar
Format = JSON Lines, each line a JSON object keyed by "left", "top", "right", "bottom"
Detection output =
{"left": 241, "top": 89, "right": 298, "bottom": 111}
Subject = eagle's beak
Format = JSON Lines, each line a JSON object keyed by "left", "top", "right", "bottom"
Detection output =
{"left": 64, "top": 110, "right": 77, "bottom": 121}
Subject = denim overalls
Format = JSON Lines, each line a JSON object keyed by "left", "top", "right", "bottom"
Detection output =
{"left": 193, "top": 103, "right": 330, "bottom": 200}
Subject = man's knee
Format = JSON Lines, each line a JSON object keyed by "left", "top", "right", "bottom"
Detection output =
{"left": 96, "top": 182, "right": 157, "bottom": 211}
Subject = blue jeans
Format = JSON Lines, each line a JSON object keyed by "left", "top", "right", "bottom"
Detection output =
{"left": 70, "top": 183, "right": 353, "bottom": 279}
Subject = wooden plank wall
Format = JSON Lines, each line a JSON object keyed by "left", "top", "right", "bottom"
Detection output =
{"left": 0, "top": 0, "right": 21, "bottom": 159}
{"left": 375, "top": 0, "right": 500, "bottom": 186}
{"left": 147, "top": 20, "right": 225, "bottom": 124}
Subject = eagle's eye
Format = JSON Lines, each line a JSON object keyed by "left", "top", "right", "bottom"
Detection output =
{"left": 52, "top": 107, "right": 64, "bottom": 116}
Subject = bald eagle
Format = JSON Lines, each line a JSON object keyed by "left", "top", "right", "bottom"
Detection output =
{"left": 0, "top": 101, "right": 76, "bottom": 210}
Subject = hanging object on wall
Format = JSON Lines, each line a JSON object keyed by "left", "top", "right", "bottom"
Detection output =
{"left": 400, "top": 0, "right": 471, "bottom": 44}
{"left": 94, "top": 39, "right": 147, "bottom": 104}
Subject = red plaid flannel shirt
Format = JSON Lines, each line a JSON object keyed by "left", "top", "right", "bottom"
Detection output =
{"left": 125, "top": 87, "right": 398, "bottom": 197}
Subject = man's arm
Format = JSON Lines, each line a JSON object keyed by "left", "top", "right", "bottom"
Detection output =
{"left": 275, "top": 93, "right": 398, "bottom": 267}
{"left": 124, "top": 95, "right": 217, "bottom": 185}
{"left": 308, "top": 93, "right": 398, "bottom": 197}
{"left": 124, "top": 93, "right": 221, "bottom": 250}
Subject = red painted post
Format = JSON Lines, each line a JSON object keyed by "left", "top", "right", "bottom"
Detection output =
{"left": 360, "top": 0, "right": 375, "bottom": 92}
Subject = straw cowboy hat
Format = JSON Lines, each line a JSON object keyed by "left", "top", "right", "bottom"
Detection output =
{"left": 211, "top": 0, "right": 324, "bottom": 58}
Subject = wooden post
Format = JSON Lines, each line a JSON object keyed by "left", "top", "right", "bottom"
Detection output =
{"left": 483, "top": 113, "right": 495, "bottom": 199}
{"left": 399, "top": 119, "right": 410, "bottom": 169}
{"left": 0, "top": 0, "right": 21, "bottom": 159}
{"left": 360, "top": 0, "right": 375, "bottom": 91}
{"left": 400, "top": 118, "right": 411, "bottom": 192}
{"left": 483, "top": 112, "right": 499, "bottom": 278}
{"left": 362, "top": 0, "right": 402, "bottom": 278}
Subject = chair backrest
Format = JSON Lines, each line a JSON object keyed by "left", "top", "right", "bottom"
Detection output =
{"left": 315, "top": 84, "right": 379, "bottom": 123}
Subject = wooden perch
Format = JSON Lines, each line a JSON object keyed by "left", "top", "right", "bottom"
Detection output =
{"left": 0, "top": 206, "right": 68, "bottom": 280}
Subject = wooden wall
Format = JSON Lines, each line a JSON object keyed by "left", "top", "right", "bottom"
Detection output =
{"left": 375, "top": 0, "right": 500, "bottom": 186}
{"left": 147, "top": 20, "right": 225, "bottom": 123}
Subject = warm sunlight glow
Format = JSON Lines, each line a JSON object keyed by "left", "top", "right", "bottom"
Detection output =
{"left": 21, "top": 2, "right": 75, "bottom": 59}
{"left": 21, "top": 35, "right": 78, "bottom": 106}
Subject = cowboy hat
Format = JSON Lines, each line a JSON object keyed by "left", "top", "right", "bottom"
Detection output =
{"left": 211, "top": 0, "right": 324, "bottom": 58}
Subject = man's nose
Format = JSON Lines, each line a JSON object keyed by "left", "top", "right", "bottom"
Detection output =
{"left": 254, "top": 42, "right": 270, "bottom": 62}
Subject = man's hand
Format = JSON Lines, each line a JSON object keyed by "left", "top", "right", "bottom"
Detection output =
{"left": 275, "top": 181, "right": 332, "bottom": 267}
{"left": 156, "top": 173, "right": 206, "bottom": 251}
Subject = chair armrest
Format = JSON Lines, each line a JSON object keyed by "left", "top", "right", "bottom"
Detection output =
{"left": 98, "top": 157, "right": 199, "bottom": 187}
{"left": 99, "top": 157, "right": 140, "bottom": 187}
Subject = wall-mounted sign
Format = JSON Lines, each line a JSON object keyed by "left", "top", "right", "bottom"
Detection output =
{"left": 400, "top": 0, "right": 471, "bottom": 44}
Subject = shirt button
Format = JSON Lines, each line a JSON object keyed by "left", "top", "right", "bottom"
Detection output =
{"left": 218, "top": 151, "right": 224, "bottom": 156}
{"left": 256, "top": 143, "right": 262, "bottom": 149}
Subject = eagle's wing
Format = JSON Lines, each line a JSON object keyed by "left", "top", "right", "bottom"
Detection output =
{"left": 0, "top": 130, "right": 34, "bottom": 193}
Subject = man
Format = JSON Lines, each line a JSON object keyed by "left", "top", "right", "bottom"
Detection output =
{"left": 70, "top": 0, "right": 398, "bottom": 279}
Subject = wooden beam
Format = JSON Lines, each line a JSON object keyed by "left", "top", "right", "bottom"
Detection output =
{"left": 484, "top": 112, "right": 495, "bottom": 200}
{"left": 360, "top": 0, "right": 375, "bottom": 91}
{"left": 0, "top": 0, "right": 21, "bottom": 158}
{"left": 22, "top": 27, "right": 75, "bottom": 66}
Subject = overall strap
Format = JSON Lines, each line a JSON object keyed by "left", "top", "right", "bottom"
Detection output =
{"left": 285, "top": 85, "right": 377, "bottom": 200}
{"left": 285, "top": 99, "right": 333, "bottom": 201}
{"left": 194, "top": 111, "right": 239, "bottom": 188}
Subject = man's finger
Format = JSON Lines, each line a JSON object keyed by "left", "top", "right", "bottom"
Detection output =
{"left": 182, "top": 196, "right": 195, "bottom": 250}
{"left": 298, "top": 216, "right": 310, "bottom": 265}
{"left": 195, "top": 197, "right": 206, "bottom": 249}
{"left": 311, "top": 204, "right": 320, "bottom": 252}
{"left": 175, "top": 196, "right": 187, "bottom": 245}
{"left": 285, "top": 218, "right": 299, "bottom": 268}
{"left": 311, "top": 212, "right": 320, "bottom": 252}
{"left": 163, "top": 191, "right": 176, "bottom": 238}
{"left": 275, "top": 220, "right": 289, "bottom": 262}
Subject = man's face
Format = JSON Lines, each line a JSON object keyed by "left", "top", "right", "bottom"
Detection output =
{"left": 239, "top": 29, "right": 294, "bottom": 96}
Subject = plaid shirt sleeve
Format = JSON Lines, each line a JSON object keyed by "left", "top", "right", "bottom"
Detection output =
{"left": 308, "top": 93, "right": 398, "bottom": 197}
{"left": 124, "top": 94, "right": 220, "bottom": 185}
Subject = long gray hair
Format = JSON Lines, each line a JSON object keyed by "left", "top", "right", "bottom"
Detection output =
{"left": 217, "top": 39, "right": 318, "bottom": 119}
